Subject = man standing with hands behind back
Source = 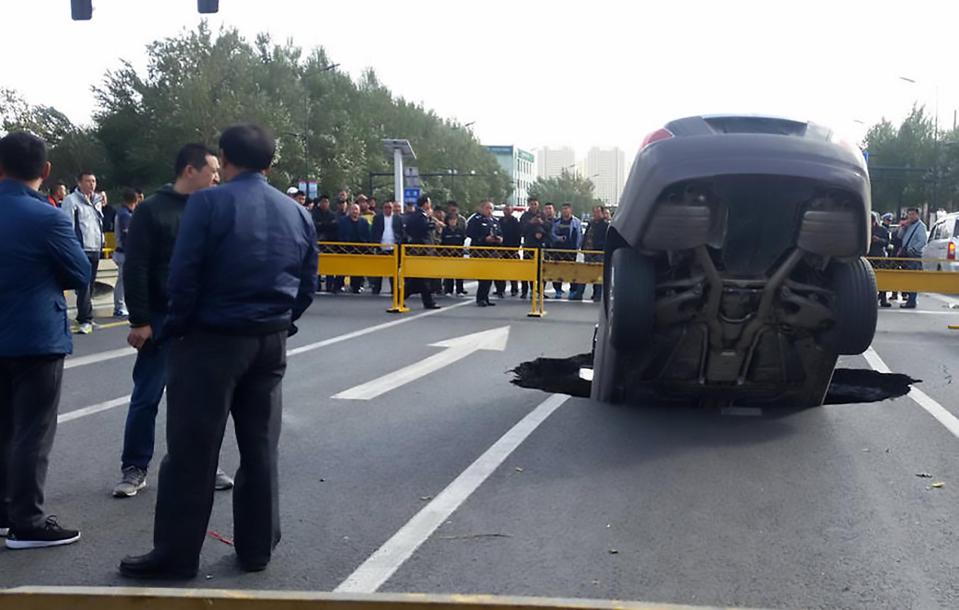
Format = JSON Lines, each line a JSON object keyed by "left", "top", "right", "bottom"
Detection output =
{"left": 119, "top": 124, "right": 318, "bottom": 579}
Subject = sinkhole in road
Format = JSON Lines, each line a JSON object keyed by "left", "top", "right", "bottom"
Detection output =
{"left": 510, "top": 353, "right": 920, "bottom": 406}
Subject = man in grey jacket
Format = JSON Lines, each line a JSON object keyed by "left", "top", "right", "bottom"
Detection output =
{"left": 897, "top": 207, "right": 928, "bottom": 309}
{"left": 60, "top": 172, "right": 104, "bottom": 334}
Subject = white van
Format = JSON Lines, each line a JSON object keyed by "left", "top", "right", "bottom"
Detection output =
{"left": 923, "top": 212, "right": 959, "bottom": 272}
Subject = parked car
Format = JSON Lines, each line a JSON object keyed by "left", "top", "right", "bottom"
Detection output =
{"left": 922, "top": 212, "right": 959, "bottom": 272}
{"left": 591, "top": 115, "right": 877, "bottom": 408}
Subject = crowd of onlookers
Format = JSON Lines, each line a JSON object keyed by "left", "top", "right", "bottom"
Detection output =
{"left": 294, "top": 190, "right": 612, "bottom": 304}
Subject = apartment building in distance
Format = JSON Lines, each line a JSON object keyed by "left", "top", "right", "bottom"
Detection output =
{"left": 484, "top": 145, "right": 537, "bottom": 206}
{"left": 536, "top": 146, "right": 577, "bottom": 179}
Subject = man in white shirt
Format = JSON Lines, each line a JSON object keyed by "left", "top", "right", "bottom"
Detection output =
{"left": 370, "top": 200, "right": 405, "bottom": 295}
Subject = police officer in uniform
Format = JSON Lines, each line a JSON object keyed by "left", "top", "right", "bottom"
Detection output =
{"left": 466, "top": 200, "right": 503, "bottom": 307}
{"left": 403, "top": 195, "right": 441, "bottom": 310}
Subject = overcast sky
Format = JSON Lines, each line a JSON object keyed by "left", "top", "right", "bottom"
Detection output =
{"left": 3, "top": 0, "right": 957, "bottom": 162}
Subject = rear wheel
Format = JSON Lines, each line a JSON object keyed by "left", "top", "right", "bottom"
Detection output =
{"left": 820, "top": 257, "right": 878, "bottom": 355}
{"left": 607, "top": 248, "right": 656, "bottom": 350}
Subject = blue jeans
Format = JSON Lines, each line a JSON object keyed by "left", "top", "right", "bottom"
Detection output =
{"left": 120, "top": 317, "right": 169, "bottom": 470}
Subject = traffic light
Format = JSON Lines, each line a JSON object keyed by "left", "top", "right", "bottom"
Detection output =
{"left": 70, "top": 0, "right": 92, "bottom": 20}
{"left": 198, "top": 0, "right": 219, "bottom": 13}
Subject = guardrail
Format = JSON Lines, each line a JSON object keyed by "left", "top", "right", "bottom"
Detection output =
{"left": 866, "top": 256, "right": 959, "bottom": 293}
{"left": 399, "top": 244, "right": 543, "bottom": 317}
{"left": 0, "top": 586, "right": 742, "bottom": 610}
{"left": 318, "top": 242, "right": 405, "bottom": 312}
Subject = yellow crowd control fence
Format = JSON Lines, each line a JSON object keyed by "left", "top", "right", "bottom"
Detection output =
{"left": 318, "top": 242, "right": 404, "bottom": 312}
{"left": 399, "top": 244, "right": 542, "bottom": 316}
{"left": 867, "top": 257, "right": 959, "bottom": 294}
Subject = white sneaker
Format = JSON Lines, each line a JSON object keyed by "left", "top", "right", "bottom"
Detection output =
{"left": 77, "top": 323, "right": 94, "bottom": 335}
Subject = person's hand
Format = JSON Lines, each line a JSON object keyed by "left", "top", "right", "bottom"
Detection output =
{"left": 127, "top": 325, "right": 153, "bottom": 350}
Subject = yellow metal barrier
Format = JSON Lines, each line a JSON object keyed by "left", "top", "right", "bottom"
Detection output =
{"left": 0, "top": 587, "right": 741, "bottom": 610}
{"left": 541, "top": 249, "right": 603, "bottom": 286}
{"left": 399, "top": 244, "right": 542, "bottom": 317}
{"left": 867, "top": 257, "right": 959, "bottom": 294}
{"left": 318, "top": 242, "right": 404, "bottom": 312}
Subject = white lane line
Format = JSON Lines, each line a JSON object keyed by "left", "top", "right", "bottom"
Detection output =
{"left": 925, "top": 293, "right": 959, "bottom": 308}
{"left": 56, "top": 299, "right": 473, "bottom": 423}
{"left": 864, "top": 347, "right": 959, "bottom": 439}
{"left": 58, "top": 395, "right": 132, "bottom": 424}
{"left": 335, "top": 392, "right": 571, "bottom": 593}
{"left": 64, "top": 346, "right": 137, "bottom": 369}
{"left": 286, "top": 299, "right": 471, "bottom": 357}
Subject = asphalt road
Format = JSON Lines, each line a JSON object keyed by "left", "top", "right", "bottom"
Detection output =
{"left": 1, "top": 290, "right": 957, "bottom": 609}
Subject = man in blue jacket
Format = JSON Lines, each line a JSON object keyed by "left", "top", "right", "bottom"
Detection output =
{"left": 0, "top": 132, "right": 91, "bottom": 550}
{"left": 337, "top": 203, "right": 371, "bottom": 293}
{"left": 119, "top": 124, "right": 318, "bottom": 579}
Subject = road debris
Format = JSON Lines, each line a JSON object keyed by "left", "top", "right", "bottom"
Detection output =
{"left": 916, "top": 473, "right": 933, "bottom": 478}
{"left": 608, "top": 548, "right": 619, "bottom": 555}
{"left": 437, "top": 533, "right": 512, "bottom": 541}
{"left": 514, "top": 467, "right": 524, "bottom": 473}
{"left": 930, "top": 482, "right": 945, "bottom": 489}
{"left": 207, "top": 530, "right": 233, "bottom": 546}
{"left": 420, "top": 496, "right": 433, "bottom": 501}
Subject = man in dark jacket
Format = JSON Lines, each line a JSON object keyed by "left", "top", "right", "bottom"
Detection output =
{"left": 112, "top": 144, "right": 233, "bottom": 499}
{"left": 441, "top": 206, "right": 468, "bottom": 295}
{"left": 519, "top": 196, "right": 541, "bottom": 227}
{"left": 403, "top": 195, "right": 441, "bottom": 309}
{"left": 338, "top": 203, "right": 371, "bottom": 293}
{"left": 577, "top": 205, "right": 609, "bottom": 302}
{"left": 0, "top": 132, "right": 90, "bottom": 549}
{"left": 370, "top": 200, "right": 405, "bottom": 295}
{"left": 112, "top": 189, "right": 139, "bottom": 318}
{"left": 521, "top": 214, "right": 549, "bottom": 299}
{"left": 467, "top": 200, "right": 504, "bottom": 307}
{"left": 120, "top": 124, "right": 317, "bottom": 579}
{"left": 869, "top": 213, "right": 891, "bottom": 308}
{"left": 311, "top": 195, "right": 338, "bottom": 293}
{"left": 500, "top": 204, "right": 523, "bottom": 297}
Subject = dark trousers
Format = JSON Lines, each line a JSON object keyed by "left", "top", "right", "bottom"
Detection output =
{"left": 405, "top": 278, "right": 436, "bottom": 308}
{"left": 370, "top": 277, "right": 394, "bottom": 294}
{"left": 443, "top": 278, "right": 465, "bottom": 293}
{"left": 0, "top": 355, "right": 64, "bottom": 529}
{"left": 75, "top": 252, "right": 100, "bottom": 324}
{"left": 476, "top": 280, "right": 492, "bottom": 303}
{"left": 121, "top": 318, "right": 169, "bottom": 470}
{"left": 153, "top": 330, "right": 286, "bottom": 569}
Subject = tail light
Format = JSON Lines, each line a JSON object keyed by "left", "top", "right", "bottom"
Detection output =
{"left": 949, "top": 241, "right": 956, "bottom": 260}
{"left": 641, "top": 128, "right": 673, "bottom": 150}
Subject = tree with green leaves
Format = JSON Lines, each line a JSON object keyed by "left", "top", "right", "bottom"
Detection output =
{"left": 528, "top": 170, "right": 603, "bottom": 216}
{"left": 864, "top": 105, "right": 959, "bottom": 215}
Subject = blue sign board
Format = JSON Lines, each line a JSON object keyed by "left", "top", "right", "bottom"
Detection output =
{"left": 403, "top": 187, "right": 421, "bottom": 204}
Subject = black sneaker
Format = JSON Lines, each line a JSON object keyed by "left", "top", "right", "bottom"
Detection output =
{"left": 6, "top": 516, "right": 80, "bottom": 550}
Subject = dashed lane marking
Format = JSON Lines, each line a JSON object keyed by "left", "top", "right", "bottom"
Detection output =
{"left": 864, "top": 346, "right": 959, "bottom": 439}
{"left": 335, "top": 393, "right": 571, "bottom": 593}
{"left": 57, "top": 299, "right": 473, "bottom": 423}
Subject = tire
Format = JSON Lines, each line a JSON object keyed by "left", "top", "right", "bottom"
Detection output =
{"left": 591, "top": 311, "right": 625, "bottom": 403}
{"left": 820, "top": 257, "right": 878, "bottom": 355}
{"left": 607, "top": 248, "right": 656, "bottom": 350}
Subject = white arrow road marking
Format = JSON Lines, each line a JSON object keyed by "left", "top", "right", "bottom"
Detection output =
{"left": 333, "top": 326, "right": 511, "bottom": 401}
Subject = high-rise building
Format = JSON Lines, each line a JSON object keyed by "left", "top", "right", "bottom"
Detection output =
{"left": 484, "top": 145, "right": 537, "bottom": 206}
{"left": 536, "top": 146, "right": 576, "bottom": 179}
{"left": 585, "top": 147, "right": 627, "bottom": 207}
